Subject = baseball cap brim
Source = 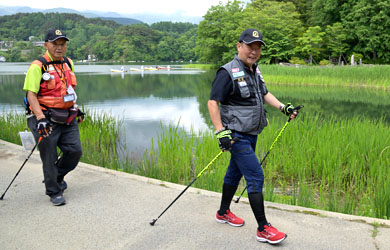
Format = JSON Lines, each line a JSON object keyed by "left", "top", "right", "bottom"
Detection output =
{"left": 47, "top": 36, "right": 70, "bottom": 42}
{"left": 241, "top": 39, "right": 266, "bottom": 46}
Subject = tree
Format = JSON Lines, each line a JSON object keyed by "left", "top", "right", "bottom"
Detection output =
{"left": 156, "top": 37, "right": 177, "bottom": 61}
{"left": 341, "top": 0, "right": 390, "bottom": 63}
{"left": 325, "top": 22, "right": 348, "bottom": 65}
{"left": 242, "top": 0, "right": 303, "bottom": 63}
{"left": 177, "top": 28, "right": 198, "bottom": 61}
{"left": 93, "top": 39, "right": 114, "bottom": 61}
{"left": 310, "top": 0, "right": 342, "bottom": 28}
{"left": 295, "top": 26, "right": 325, "bottom": 64}
{"left": 117, "top": 24, "right": 161, "bottom": 61}
{"left": 9, "top": 46, "right": 22, "bottom": 62}
{"left": 290, "top": 0, "right": 312, "bottom": 27}
{"left": 195, "top": 0, "right": 245, "bottom": 65}
{"left": 67, "top": 26, "right": 88, "bottom": 59}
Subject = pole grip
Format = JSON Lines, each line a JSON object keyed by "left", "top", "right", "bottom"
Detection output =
{"left": 288, "top": 105, "right": 304, "bottom": 121}
{"left": 294, "top": 105, "right": 304, "bottom": 111}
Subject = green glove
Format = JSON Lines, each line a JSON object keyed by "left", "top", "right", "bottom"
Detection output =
{"left": 216, "top": 129, "right": 233, "bottom": 151}
{"left": 281, "top": 103, "right": 295, "bottom": 116}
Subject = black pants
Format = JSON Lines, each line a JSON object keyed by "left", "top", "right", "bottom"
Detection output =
{"left": 28, "top": 116, "right": 82, "bottom": 197}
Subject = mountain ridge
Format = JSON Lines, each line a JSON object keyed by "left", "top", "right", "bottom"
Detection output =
{"left": 0, "top": 5, "right": 202, "bottom": 24}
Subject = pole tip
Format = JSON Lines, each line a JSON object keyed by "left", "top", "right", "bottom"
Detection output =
{"left": 150, "top": 219, "right": 157, "bottom": 226}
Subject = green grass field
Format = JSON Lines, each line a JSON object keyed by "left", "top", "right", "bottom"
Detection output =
{"left": 185, "top": 63, "right": 390, "bottom": 89}
{"left": 260, "top": 64, "right": 390, "bottom": 89}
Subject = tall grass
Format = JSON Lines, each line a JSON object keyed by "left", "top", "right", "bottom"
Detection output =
{"left": 0, "top": 109, "right": 124, "bottom": 170}
{"left": 0, "top": 111, "right": 29, "bottom": 143}
{"left": 260, "top": 64, "right": 390, "bottom": 89}
{"left": 267, "top": 84, "right": 390, "bottom": 107}
{"left": 138, "top": 114, "right": 390, "bottom": 220}
{"left": 2, "top": 109, "right": 388, "bottom": 219}
{"left": 182, "top": 64, "right": 217, "bottom": 70}
{"left": 77, "top": 109, "right": 124, "bottom": 170}
{"left": 137, "top": 123, "right": 231, "bottom": 191}
{"left": 261, "top": 114, "right": 390, "bottom": 219}
{"left": 185, "top": 64, "right": 390, "bottom": 88}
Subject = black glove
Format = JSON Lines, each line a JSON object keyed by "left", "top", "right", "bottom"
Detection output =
{"left": 281, "top": 103, "right": 295, "bottom": 116}
{"left": 37, "top": 118, "right": 53, "bottom": 137}
{"left": 216, "top": 129, "right": 233, "bottom": 151}
{"left": 77, "top": 109, "right": 85, "bottom": 123}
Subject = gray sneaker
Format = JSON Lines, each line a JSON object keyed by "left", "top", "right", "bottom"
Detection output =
{"left": 59, "top": 180, "right": 67, "bottom": 191}
{"left": 50, "top": 194, "right": 66, "bottom": 206}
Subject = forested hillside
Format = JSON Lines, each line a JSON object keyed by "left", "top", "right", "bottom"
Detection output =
{"left": 0, "top": 13, "right": 197, "bottom": 62}
{"left": 196, "top": 0, "right": 390, "bottom": 65}
{"left": 1, "top": 0, "right": 389, "bottom": 64}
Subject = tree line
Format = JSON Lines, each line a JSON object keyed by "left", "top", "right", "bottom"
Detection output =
{"left": 0, "top": 12, "right": 197, "bottom": 62}
{"left": 0, "top": 0, "right": 389, "bottom": 65}
{"left": 197, "top": 0, "right": 390, "bottom": 65}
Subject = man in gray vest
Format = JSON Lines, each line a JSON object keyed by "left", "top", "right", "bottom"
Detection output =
{"left": 208, "top": 28, "right": 298, "bottom": 245}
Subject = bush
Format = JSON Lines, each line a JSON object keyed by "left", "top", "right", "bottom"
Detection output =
{"left": 289, "top": 57, "right": 306, "bottom": 65}
{"left": 319, "top": 59, "right": 331, "bottom": 66}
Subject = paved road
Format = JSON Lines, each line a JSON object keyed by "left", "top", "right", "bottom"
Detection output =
{"left": 0, "top": 139, "right": 389, "bottom": 250}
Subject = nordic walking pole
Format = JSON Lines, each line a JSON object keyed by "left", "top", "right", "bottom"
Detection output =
{"left": 0, "top": 136, "right": 42, "bottom": 200}
{"left": 234, "top": 105, "right": 304, "bottom": 203}
{"left": 150, "top": 138, "right": 238, "bottom": 226}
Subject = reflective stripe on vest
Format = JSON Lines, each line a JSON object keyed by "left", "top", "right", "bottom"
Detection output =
{"left": 31, "top": 54, "right": 77, "bottom": 109}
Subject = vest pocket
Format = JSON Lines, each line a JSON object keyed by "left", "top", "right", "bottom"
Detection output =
{"left": 232, "top": 106, "right": 258, "bottom": 133}
{"left": 46, "top": 72, "right": 61, "bottom": 89}
{"left": 66, "top": 70, "right": 77, "bottom": 86}
{"left": 45, "top": 78, "right": 56, "bottom": 89}
{"left": 236, "top": 78, "right": 250, "bottom": 98}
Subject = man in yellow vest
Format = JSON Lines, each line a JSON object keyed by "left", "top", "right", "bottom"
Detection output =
{"left": 23, "top": 29, "right": 84, "bottom": 206}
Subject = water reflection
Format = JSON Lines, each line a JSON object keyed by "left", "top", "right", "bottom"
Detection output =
{"left": 86, "top": 96, "right": 210, "bottom": 155}
{"left": 89, "top": 96, "right": 208, "bottom": 131}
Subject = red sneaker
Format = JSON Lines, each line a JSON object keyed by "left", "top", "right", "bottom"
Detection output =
{"left": 215, "top": 210, "right": 245, "bottom": 227}
{"left": 256, "top": 224, "right": 287, "bottom": 244}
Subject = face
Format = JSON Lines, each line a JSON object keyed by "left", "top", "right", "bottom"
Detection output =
{"left": 237, "top": 41, "right": 262, "bottom": 68}
{"left": 44, "top": 38, "right": 67, "bottom": 61}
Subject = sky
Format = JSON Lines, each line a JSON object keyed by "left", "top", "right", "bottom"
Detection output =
{"left": 0, "top": 0, "right": 233, "bottom": 17}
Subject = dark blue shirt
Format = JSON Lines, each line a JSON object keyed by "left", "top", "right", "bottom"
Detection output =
{"left": 209, "top": 66, "right": 268, "bottom": 105}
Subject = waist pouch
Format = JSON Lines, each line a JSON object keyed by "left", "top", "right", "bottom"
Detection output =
{"left": 48, "top": 108, "right": 69, "bottom": 124}
{"left": 48, "top": 108, "right": 77, "bottom": 125}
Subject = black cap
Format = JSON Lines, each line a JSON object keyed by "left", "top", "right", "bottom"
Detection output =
{"left": 45, "top": 29, "right": 69, "bottom": 42}
{"left": 238, "top": 28, "right": 265, "bottom": 46}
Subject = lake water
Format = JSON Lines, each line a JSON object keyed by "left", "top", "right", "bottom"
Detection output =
{"left": 1, "top": 62, "right": 389, "bottom": 156}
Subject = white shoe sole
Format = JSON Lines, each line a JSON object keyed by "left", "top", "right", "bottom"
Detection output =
{"left": 216, "top": 218, "right": 244, "bottom": 227}
{"left": 257, "top": 234, "right": 287, "bottom": 244}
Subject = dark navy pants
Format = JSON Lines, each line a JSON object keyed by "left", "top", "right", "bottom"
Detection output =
{"left": 224, "top": 131, "right": 264, "bottom": 194}
{"left": 27, "top": 115, "right": 82, "bottom": 197}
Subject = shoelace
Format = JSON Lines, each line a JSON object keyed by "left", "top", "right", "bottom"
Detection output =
{"left": 264, "top": 224, "right": 278, "bottom": 236}
{"left": 227, "top": 211, "right": 237, "bottom": 219}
